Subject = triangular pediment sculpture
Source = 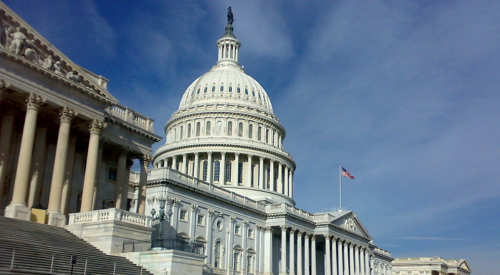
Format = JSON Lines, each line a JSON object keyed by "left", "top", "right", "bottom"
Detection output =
{"left": 0, "top": 2, "right": 117, "bottom": 103}
{"left": 331, "top": 211, "right": 372, "bottom": 240}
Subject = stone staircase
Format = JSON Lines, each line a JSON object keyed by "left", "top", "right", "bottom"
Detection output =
{"left": 0, "top": 216, "right": 153, "bottom": 275}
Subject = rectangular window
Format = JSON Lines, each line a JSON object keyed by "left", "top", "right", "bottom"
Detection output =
{"left": 107, "top": 166, "right": 117, "bottom": 182}
{"left": 238, "top": 162, "right": 243, "bottom": 184}
{"left": 226, "top": 161, "right": 232, "bottom": 182}
{"left": 235, "top": 224, "right": 241, "bottom": 235}
{"left": 202, "top": 161, "right": 208, "bottom": 181}
{"left": 248, "top": 228, "right": 254, "bottom": 239}
{"left": 197, "top": 214, "right": 205, "bottom": 226}
{"left": 179, "top": 209, "right": 188, "bottom": 221}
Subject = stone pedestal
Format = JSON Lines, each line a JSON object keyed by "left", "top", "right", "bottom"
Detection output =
{"left": 66, "top": 208, "right": 153, "bottom": 254}
{"left": 47, "top": 211, "right": 66, "bottom": 227}
{"left": 4, "top": 203, "right": 30, "bottom": 221}
{"left": 121, "top": 250, "right": 205, "bottom": 275}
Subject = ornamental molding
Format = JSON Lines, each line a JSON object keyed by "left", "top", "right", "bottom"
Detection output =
{"left": 0, "top": 4, "right": 117, "bottom": 104}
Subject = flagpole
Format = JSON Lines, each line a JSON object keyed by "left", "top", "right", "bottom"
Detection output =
{"left": 339, "top": 163, "right": 342, "bottom": 210}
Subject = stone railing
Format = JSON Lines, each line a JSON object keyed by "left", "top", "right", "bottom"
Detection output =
{"left": 374, "top": 247, "right": 392, "bottom": 257}
{"left": 148, "top": 168, "right": 267, "bottom": 212}
{"left": 107, "top": 104, "right": 154, "bottom": 132}
{"left": 68, "top": 208, "right": 152, "bottom": 227}
{"left": 266, "top": 203, "right": 314, "bottom": 220}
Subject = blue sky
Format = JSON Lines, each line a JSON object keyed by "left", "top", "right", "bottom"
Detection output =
{"left": 4, "top": 1, "right": 499, "bottom": 273}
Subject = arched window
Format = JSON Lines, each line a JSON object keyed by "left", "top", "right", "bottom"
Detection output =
{"left": 238, "top": 122, "right": 243, "bottom": 137}
{"left": 216, "top": 120, "right": 222, "bottom": 135}
{"left": 258, "top": 126, "right": 262, "bottom": 141}
{"left": 214, "top": 240, "right": 222, "bottom": 268}
{"left": 187, "top": 124, "right": 191, "bottom": 138}
{"left": 220, "top": 85, "right": 224, "bottom": 92}
{"left": 248, "top": 124, "right": 253, "bottom": 138}
{"left": 212, "top": 86, "right": 216, "bottom": 92}
{"left": 238, "top": 162, "right": 243, "bottom": 184}
{"left": 226, "top": 161, "right": 232, "bottom": 182}
{"left": 206, "top": 121, "right": 211, "bottom": 136}
{"left": 180, "top": 126, "right": 184, "bottom": 140}
{"left": 234, "top": 252, "right": 241, "bottom": 271}
{"left": 202, "top": 161, "right": 208, "bottom": 181}
{"left": 229, "top": 86, "right": 233, "bottom": 92}
{"left": 214, "top": 160, "right": 220, "bottom": 182}
{"left": 196, "top": 122, "right": 201, "bottom": 137}
{"left": 237, "top": 87, "right": 240, "bottom": 93}
{"left": 266, "top": 129, "right": 269, "bottom": 143}
{"left": 197, "top": 88, "right": 200, "bottom": 94}
{"left": 204, "top": 87, "right": 207, "bottom": 93}
{"left": 227, "top": 121, "right": 233, "bottom": 136}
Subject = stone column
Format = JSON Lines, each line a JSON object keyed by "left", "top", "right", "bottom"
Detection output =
{"left": 365, "top": 250, "right": 370, "bottom": 275}
{"left": 80, "top": 119, "right": 106, "bottom": 212}
{"left": 205, "top": 209, "right": 214, "bottom": 264}
{"left": 297, "top": 231, "right": 303, "bottom": 275}
{"left": 259, "top": 157, "right": 264, "bottom": 189}
{"left": 0, "top": 109, "right": 15, "bottom": 210}
{"left": 60, "top": 136, "right": 76, "bottom": 215}
{"left": 115, "top": 148, "right": 129, "bottom": 210}
{"left": 137, "top": 154, "right": 151, "bottom": 215}
{"left": 47, "top": 107, "right": 77, "bottom": 226}
{"left": 354, "top": 245, "right": 359, "bottom": 275}
{"left": 278, "top": 162, "right": 283, "bottom": 194}
{"left": 234, "top": 153, "right": 240, "bottom": 185}
{"left": 280, "top": 225, "right": 287, "bottom": 275}
{"left": 171, "top": 200, "right": 180, "bottom": 238}
{"left": 255, "top": 225, "right": 261, "bottom": 274}
{"left": 181, "top": 154, "right": 187, "bottom": 174}
{"left": 311, "top": 235, "right": 317, "bottom": 275}
{"left": 343, "top": 242, "right": 348, "bottom": 275}
{"left": 263, "top": 226, "right": 273, "bottom": 275}
{"left": 349, "top": 243, "right": 354, "bottom": 275}
{"left": 242, "top": 220, "right": 249, "bottom": 273}
{"left": 91, "top": 140, "right": 105, "bottom": 210}
{"left": 172, "top": 155, "right": 177, "bottom": 171}
{"left": 290, "top": 171, "right": 294, "bottom": 197}
{"left": 290, "top": 229, "right": 296, "bottom": 275}
{"left": 247, "top": 155, "right": 253, "bottom": 187}
{"left": 284, "top": 166, "right": 289, "bottom": 196}
{"left": 220, "top": 152, "right": 226, "bottom": 184}
{"left": 207, "top": 152, "right": 213, "bottom": 184}
{"left": 194, "top": 152, "right": 199, "bottom": 179}
{"left": 269, "top": 160, "right": 275, "bottom": 191}
{"left": 304, "top": 234, "right": 310, "bottom": 275}
{"left": 332, "top": 238, "right": 338, "bottom": 275}
{"left": 325, "top": 235, "right": 331, "bottom": 275}
{"left": 5, "top": 93, "right": 45, "bottom": 220}
{"left": 189, "top": 204, "right": 198, "bottom": 241}
{"left": 27, "top": 126, "right": 47, "bottom": 209}
{"left": 360, "top": 248, "right": 365, "bottom": 275}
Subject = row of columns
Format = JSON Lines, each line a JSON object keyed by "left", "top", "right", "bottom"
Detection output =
{"left": 0, "top": 92, "right": 150, "bottom": 225}
{"left": 158, "top": 152, "right": 294, "bottom": 197}
{"left": 277, "top": 226, "right": 373, "bottom": 275}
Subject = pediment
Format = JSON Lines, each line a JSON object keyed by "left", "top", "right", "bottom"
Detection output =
{"left": 0, "top": 3, "right": 117, "bottom": 103}
{"left": 459, "top": 260, "right": 471, "bottom": 272}
{"left": 331, "top": 211, "right": 372, "bottom": 240}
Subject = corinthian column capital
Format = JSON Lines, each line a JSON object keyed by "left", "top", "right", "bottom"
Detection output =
{"left": 141, "top": 154, "right": 152, "bottom": 166}
{"left": 59, "top": 107, "right": 78, "bottom": 123}
{"left": 25, "top": 93, "right": 45, "bottom": 110}
{"left": 89, "top": 119, "right": 106, "bottom": 134}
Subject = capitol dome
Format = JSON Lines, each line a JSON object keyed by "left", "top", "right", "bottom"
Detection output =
{"left": 178, "top": 64, "right": 273, "bottom": 114}
{"left": 153, "top": 20, "right": 295, "bottom": 205}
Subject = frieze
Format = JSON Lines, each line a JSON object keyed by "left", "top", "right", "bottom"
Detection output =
{"left": 0, "top": 6, "right": 113, "bottom": 102}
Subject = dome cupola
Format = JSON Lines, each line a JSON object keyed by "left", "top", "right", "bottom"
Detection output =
{"left": 153, "top": 7, "right": 296, "bottom": 205}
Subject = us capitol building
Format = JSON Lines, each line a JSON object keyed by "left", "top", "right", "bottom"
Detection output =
{"left": 0, "top": 2, "right": 471, "bottom": 275}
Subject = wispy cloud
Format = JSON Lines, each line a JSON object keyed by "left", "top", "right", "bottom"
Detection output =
{"left": 396, "top": 237, "right": 469, "bottom": 241}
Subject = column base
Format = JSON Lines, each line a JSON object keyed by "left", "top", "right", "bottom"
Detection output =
{"left": 47, "top": 210, "right": 66, "bottom": 226}
{"left": 4, "top": 203, "right": 31, "bottom": 221}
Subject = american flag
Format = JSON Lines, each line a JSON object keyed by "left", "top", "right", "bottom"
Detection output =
{"left": 341, "top": 167, "right": 355, "bottom": 179}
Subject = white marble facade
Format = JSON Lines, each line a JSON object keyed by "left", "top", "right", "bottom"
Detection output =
{"left": 142, "top": 15, "right": 394, "bottom": 275}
